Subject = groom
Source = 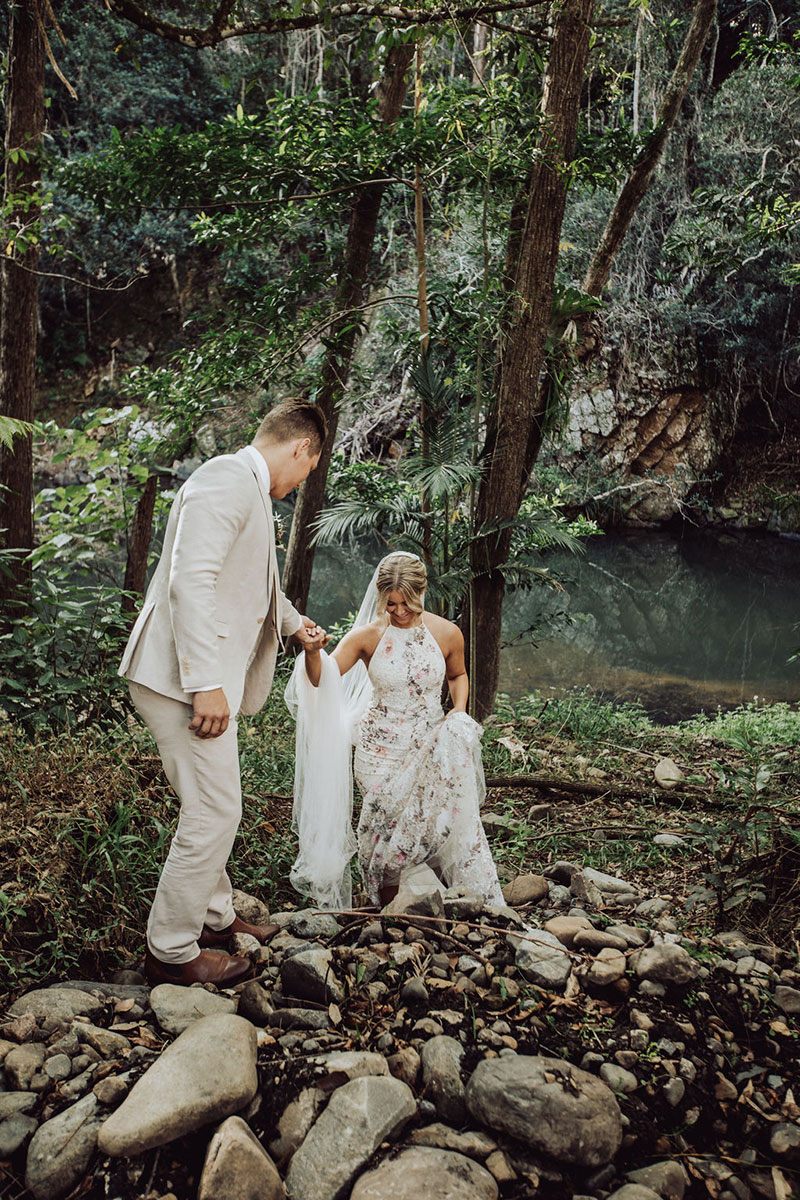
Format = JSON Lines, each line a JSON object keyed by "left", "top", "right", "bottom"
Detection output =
{"left": 119, "top": 398, "right": 327, "bottom": 987}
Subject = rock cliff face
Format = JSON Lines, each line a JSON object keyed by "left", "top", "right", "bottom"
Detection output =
{"left": 558, "top": 338, "right": 742, "bottom": 523}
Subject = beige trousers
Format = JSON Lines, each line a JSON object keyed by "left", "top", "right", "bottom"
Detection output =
{"left": 130, "top": 682, "right": 240, "bottom": 962}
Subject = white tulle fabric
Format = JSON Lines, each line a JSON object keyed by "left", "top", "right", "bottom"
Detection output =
{"left": 284, "top": 651, "right": 355, "bottom": 909}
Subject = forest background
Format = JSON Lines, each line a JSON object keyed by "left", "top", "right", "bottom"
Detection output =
{"left": 1, "top": 0, "right": 799, "bottom": 982}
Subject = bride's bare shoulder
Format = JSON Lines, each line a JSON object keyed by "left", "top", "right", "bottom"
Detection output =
{"left": 424, "top": 612, "right": 463, "bottom": 649}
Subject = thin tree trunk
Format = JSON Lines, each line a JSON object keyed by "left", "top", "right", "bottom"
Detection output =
{"left": 582, "top": 0, "right": 717, "bottom": 297}
{"left": 632, "top": 8, "right": 642, "bottom": 135}
{"left": 413, "top": 40, "right": 432, "bottom": 566}
{"left": 282, "top": 43, "right": 415, "bottom": 612}
{"left": 469, "top": 0, "right": 595, "bottom": 719}
{"left": 0, "top": 0, "right": 45, "bottom": 617}
{"left": 121, "top": 474, "right": 158, "bottom": 619}
{"left": 472, "top": 21, "right": 488, "bottom": 85}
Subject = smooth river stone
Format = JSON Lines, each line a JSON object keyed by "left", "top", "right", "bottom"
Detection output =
{"left": 8, "top": 988, "right": 104, "bottom": 1032}
{"left": 25, "top": 1094, "right": 102, "bottom": 1200}
{"left": 149, "top": 983, "right": 237, "bottom": 1036}
{"left": 197, "top": 1116, "right": 285, "bottom": 1200}
{"left": 285, "top": 1075, "right": 416, "bottom": 1200}
{"left": 465, "top": 1054, "right": 623, "bottom": 1168}
{"left": 634, "top": 944, "right": 700, "bottom": 987}
{"left": 97, "top": 1014, "right": 258, "bottom": 1157}
{"left": 350, "top": 1146, "right": 499, "bottom": 1200}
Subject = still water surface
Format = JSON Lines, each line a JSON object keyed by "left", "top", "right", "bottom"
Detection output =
{"left": 301, "top": 529, "right": 800, "bottom": 721}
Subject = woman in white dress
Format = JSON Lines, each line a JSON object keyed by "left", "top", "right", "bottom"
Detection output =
{"left": 287, "top": 552, "right": 503, "bottom": 909}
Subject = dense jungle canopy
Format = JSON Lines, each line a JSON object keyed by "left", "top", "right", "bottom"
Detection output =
{"left": 0, "top": 0, "right": 799, "bottom": 720}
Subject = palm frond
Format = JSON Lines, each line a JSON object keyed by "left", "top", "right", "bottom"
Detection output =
{"left": 0, "top": 416, "right": 34, "bottom": 450}
{"left": 313, "top": 496, "right": 424, "bottom": 546}
{"left": 402, "top": 458, "right": 482, "bottom": 502}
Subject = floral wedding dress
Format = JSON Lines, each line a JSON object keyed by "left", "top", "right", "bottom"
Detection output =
{"left": 353, "top": 619, "right": 503, "bottom": 905}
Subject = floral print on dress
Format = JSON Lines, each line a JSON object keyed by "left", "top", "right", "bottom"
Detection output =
{"left": 354, "top": 621, "right": 503, "bottom": 906}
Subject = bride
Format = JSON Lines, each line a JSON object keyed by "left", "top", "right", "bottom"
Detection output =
{"left": 285, "top": 551, "right": 503, "bottom": 909}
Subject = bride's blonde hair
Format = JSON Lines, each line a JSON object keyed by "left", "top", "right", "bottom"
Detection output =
{"left": 375, "top": 553, "right": 426, "bottom": 618}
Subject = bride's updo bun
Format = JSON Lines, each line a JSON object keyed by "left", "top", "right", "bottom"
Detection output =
{"left": 375, "top": 552, "right": 426, "bottom": 618}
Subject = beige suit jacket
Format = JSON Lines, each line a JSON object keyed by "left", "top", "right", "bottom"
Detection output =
{"left": 119, "top": 448, "right": 302, "bottom": 716}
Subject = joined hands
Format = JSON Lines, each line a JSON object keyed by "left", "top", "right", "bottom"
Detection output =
{"left": 294, "top": 614, "right": 330, "bottom": 652}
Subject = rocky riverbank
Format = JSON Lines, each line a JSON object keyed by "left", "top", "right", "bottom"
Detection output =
{"left": 2, "top": 867, "right": 799, "bottom": 1200}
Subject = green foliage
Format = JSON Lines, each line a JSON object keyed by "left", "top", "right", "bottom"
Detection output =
{"left": 0, "top": 415, "right": 34, "bottom": 449}
{"left": 683, "top": 702, "right": 796, "bottom": 921}
{"left": 0, "top": 582, "right": 131, "bottom": 730}
{"left": 34, "top": 407, "right": 174, "bottom": 583}
{"left": 514, "top": 687, "right": 651, "bottom": 744}
{"left": 682, "top": 700, "right": 800, "bottom": 749}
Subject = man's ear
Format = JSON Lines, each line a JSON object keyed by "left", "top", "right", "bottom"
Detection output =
{"left": 295, "top": 436, "right": 311, "bottom": 457}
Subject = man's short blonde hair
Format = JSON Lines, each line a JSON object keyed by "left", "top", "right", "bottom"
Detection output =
{"left": 254, "top": 398, "right": 327, "bottom": 452}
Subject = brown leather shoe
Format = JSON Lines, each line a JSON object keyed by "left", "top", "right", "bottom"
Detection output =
{"left": 199, "top": 915, "right": 280, "bottom": 948}
{"left": 144, "top": 948, "right": 254, "bottom": 988}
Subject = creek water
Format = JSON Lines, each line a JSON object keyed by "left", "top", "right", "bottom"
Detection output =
{"left": 302, "top": 529, "right": 800, "bottom": 722}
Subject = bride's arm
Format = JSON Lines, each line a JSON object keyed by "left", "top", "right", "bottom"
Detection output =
{"left": 303, "top": 627, "right": 368, "bottom": 687}
{"left": 443, "top": 624, "right": 469, "bottom": 713}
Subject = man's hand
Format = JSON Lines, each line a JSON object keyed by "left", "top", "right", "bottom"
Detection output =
{"left": 189, "top": 688, "right": 230, "bottom": 738}
{"left": 294, "top": 616, "right": 330, "bottom": 650}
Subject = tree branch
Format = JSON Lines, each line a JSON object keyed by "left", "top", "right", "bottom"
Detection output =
{"left": 102, "top": 0, "right": 551, "bottom": 44}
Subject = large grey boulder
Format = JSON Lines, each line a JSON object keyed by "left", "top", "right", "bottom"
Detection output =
{"left": 314, "top": 1051, "right": 389, "bottom": 1089}
{"left": 775, "top": 985, "right": 800, "bottom": 1015}
{"left": 290, "top": 911, "right": 341, "bottom": 940}
{"left": 8, "top": 988, "right": 103, "bottom": 1032}
{"left": 465, "top": 1054, "right": 623, "bottom": 1168}
{"left": 285, "top": 1075, "right": 416, "bottom": 1200}
{"left": 384, "top": 864, "right": 445, "bottom": 918}
{"left": 74, "top": 1022, "right": 132, "bottom": 1059}
{"left": 627, "top": 1160, "right": 688, "bottom": 1199}
{"left": 4, "top": 1043, "right": 46, "bottom": 1090}
{"left": 584, "top": 867, "right": 639, "bottom": 895}
{"left": 0, "top": 1113, "right": 38, "bottom": 1158}
{"left": 280, "top": 946, "right": 344, "bottom": 1005}
{"left": 0, "top": 1093, "right": 38, "bottom": 1121}
{"left": 350, "top": 1146, "right": 499, "bottom": 1200}
{"left": 25, "top": 1094, "right": 102, "bottom": 1200}
{"left": 149, "top": 983, "right": 237, "bottom": 1036}
{"left": 502, "top": 875, "right": 549, "bottom": 906}
{"left": 48, "top": 980, "right": 149, "bottom": 1006}
{"left": 197, "top": 1116, "right": 285, "bottom": 1200}
{"left": 268, "top": 1088, "right": 327, "bottom": 1166}
{"left": 770, "top": 1123, "right": 800, "bottom": 1162}
{"left": 98, "top": 1014, "right": 258, "bottom": 1157}
{"left": 634, "top": 945, "right": 699, "bottom": 987}
{"left": 421, "top": 1036, "right": 466, "bottom": 1125}
{"left": 513, "top": 930, "right": 572, "bottom": 990}
{"left": 231, "top": 888, "right": 272, "bottom": 925}
{"left": 587, "top": 948, "right": 628, "bottom": 987}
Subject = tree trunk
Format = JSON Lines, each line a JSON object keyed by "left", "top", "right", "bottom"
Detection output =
{"left": 282, "top": 43, "right": 415, "bottom": 612}
{"left": 469, "top": 0, "right": 595, "bottom": 719}
{"left": 121, "top": 474, "right": 158, "bottom": 619}
{"left": 472, "top": 22, "right": 488, "bottom": 85}
{"left": 0, "top": 0, "right": 45, "bottom": 617}
{"left": 582, "top": 0, "right": 717, "bottom": 297}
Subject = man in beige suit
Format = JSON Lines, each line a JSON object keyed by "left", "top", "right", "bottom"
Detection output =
{"left": 120, "top": 399, "right": 327, "bottom": 986}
